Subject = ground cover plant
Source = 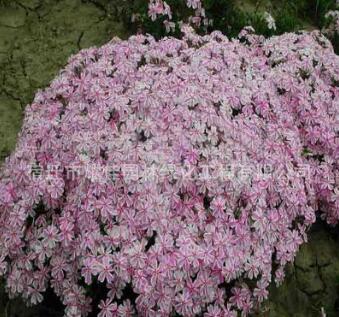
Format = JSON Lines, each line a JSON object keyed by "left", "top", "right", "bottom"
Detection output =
{"left": 0, "top": 21, "right": 338, "bottom": 316}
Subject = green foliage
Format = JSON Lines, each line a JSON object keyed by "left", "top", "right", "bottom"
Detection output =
{"left": 331, "top": 33, "right": 339, "bottom": 53}
{"left": 271, "top": 0, "right": 336, "bottom": 24}
{"left": 307, "top": 0, "right": 336, "bottom": 27}
{"left": 105, "top": 0, "right": 339, "bottom": 51}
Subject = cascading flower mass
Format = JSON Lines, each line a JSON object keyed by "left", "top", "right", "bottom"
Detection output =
{"left": 0, "top": 27, "right": 338, "bottom": 317}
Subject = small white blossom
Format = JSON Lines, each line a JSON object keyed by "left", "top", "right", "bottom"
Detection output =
{"left": 264, "top": 11, "right": 276, "bottom": 31}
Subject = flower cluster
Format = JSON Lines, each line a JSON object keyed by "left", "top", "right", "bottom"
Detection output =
{"left": 323, "top": 10, "right": 339, "bottom": 37}
{"left": 0, "top": 27, "right": 338, "bottom": 316}
{"left": 147, "top": 0, "right": 209, "bottom": 32}
{"left": 263, "top": 12, "right": 276, "bottom": 31}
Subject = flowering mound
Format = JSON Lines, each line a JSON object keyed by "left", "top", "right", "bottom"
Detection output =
{"left": 0, "top": 28, "right": 338, "bottom": 317}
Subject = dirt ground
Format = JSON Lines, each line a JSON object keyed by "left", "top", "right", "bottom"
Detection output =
{"left": 0, "top": 0, "right": 127, "bottom": 160}
{"left": 0, "top": 1, "right": 338, "bottom": 316}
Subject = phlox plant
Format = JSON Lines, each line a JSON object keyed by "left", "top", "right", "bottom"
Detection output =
{"left": 0, "top": 26, "right": 338, "bottom": 317}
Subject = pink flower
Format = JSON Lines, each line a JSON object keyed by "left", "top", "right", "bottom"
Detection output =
{"left": 175, "top": 290, "right": 194, "bottom": 316}
{"left": 253, "top": 280, "right": 269, "bottom": 302}
{"left": 46, "top": 177, "right": 64, "bottom": 199}
{"left": 98, "top": 298, "right": 118, "bottom": 317}
{"left": 96, "top": 256, "right": 114, "bottom": 284}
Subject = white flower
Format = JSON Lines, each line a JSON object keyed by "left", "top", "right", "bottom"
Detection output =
{"left": 321, "top": 307, "right": 326, "bottom": 317}
{"left": 264, "top": 12, "right": 276, "bottom": 31}
{"left": 163, "top": 20, "right": 176, "bottom": 33}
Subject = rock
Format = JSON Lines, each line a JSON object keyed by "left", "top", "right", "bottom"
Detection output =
{"left": 267, "top": 266, "right": 315, "bottom": 316}
{"left": 319, "top": 263, "right": 339, "bottom": 316}
{"left": 0, "top": 96, "right": 23, "bottom": 161}
{"left": 0, "top": 27, "right": 17, "bottom": 54}
{"left": 18, "top": 0, "right": 42, "bottom": 10}
{"left": 312, "top": 230, "right": 336, "bottom": 267}
{"left": 0, "top": 7, "right": 26, "bottom": 28}
{"left": 79, "top": 20, "right": 126, "bottom": 49}
{"left": 295, "top": 243, "right": 316, "bottom": 270}
{"left": 265, "top": 224, "right": 339, "bottom": 317}
{"left": 296, "top": 267, "right": 325, "bottom": 295}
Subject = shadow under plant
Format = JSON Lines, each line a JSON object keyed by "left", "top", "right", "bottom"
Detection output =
{"left": 0, "top": 1, "right": 339, "bottom": 317}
